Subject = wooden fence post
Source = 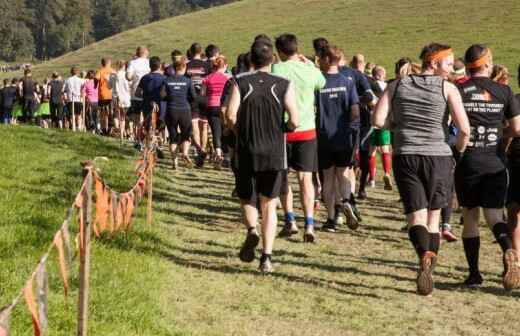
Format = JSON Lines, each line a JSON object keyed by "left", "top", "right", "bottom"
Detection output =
{"left": 147, "top": 165, "right": 153, "bottom": 227}
{"left": 77, "top": 170, "right": 93, "bottom": 336}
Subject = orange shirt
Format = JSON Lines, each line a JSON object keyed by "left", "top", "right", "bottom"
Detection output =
{"left": 95, "top": 66, "right": 114, "bottom": 101}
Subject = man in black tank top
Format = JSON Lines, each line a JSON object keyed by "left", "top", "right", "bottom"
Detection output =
{"left": 373, "top": 43, "right": 470, "bottom": 296}
{"left": 226, "top": 40, "right": 299, "bottom": 273}
{"left": 456, "top": 44, "right": 520, "bottom": 290}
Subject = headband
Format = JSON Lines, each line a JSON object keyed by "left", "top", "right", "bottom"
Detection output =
{"left": 466, "top": 48, "right": 492, "bottom": 69}
{"left": 427, "top": 48, "right": 453, "bottom": 62}
{"left": 452, "top": 68, "right": 466, "bottom": 76}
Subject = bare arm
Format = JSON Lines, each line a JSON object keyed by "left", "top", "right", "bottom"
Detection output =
{"left": 372, "top": 80, "right": 397, "bottom": 129}
{"left": 503, "top": 116, "right": 520, "bottom": 138}
{"left": 226, "top": 84, "right": 241, "bottom": 128}
{"left": 284, "top": 82, "right": 299, "bottom": 131}
{"left": 445, "top": 81, "right": 470, "bottom": 153}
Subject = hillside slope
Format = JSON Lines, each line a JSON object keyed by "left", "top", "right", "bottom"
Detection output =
{"left": 18, "top": 0, "right": 520, "bottom": 87}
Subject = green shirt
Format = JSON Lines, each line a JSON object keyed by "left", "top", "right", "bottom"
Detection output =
{"left": 272, "top": 60, "right": 326, "bottom": 134}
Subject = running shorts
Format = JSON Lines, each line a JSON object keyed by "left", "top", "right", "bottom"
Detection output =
{"left": 165, "top": 109, "right": 192, "bottom": 144}
{"left": 393, "top": 155, "right": 453, "bottom": 214}
{"left": 287, "top": 139, "right": 318, "bottom": 172}
{"left": 318, "top": 147, "right": 356, "bottom": 170}
{"left": 371, "top": 129, "right": 392, "bottom": 147}
{"left": 236, "top": 168, "right": 288, "bottom": 201}
{"left": 129, "top": 100, "right": 143, "bottom": 116}
{"left": 455, "top": 155, "right": 508, "bottom": 209}
{"left": 191, "top": 95, "right": 208, "bottom": 121}
{"left": 509, "top": 165, "right": 520, "bottom": 205}
{"left": 98, "top": 99, "right": 112, "bottom": 108}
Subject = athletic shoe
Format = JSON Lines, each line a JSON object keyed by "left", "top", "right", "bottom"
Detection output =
{"left": 369, "top": 180, "right": 376, "bottom": 188}
{"left": 181, "top": 154, "right": 194, "bottom": 168}
{"left": 279, "top": 221, "right": 298, "bottom": 238}
{"left": 334, "top": 205, "right": 345, "bottom": 226}
{"left": 441, "top": 226, "right": 458, "bottom": 242}
{"left": 383, "top": 175, "right": 393, "bottom": 191}
{"left": 417, "top": 251, "right": 437, "bottom": 296}
{"left": 303, "top": 226, "right": 316, "bottom": 243}
{"left": 156, "top": 148, "right": 165, "bottom": 159}
{"left": 321, "top": 219, "right": 336, "bottom": 233}
{"left": 133, "top": 142, "right": 142, "bottom": 151}
{"left": 463, "top": 273, "right": 483, "bottom": 288}
{"left": 195, "top": 152, "right": 207, "bottom": 168}
{"left": 239, "top": 230, "right": 260, "bottom": 263}
{"left": 357, "top": 190, "right": 367, "bottom": 200}
{"left": 259, "top": 257, "right": 274, "bottom": 274}
{"left": 342, "top": 200, "right": 360, "bottom": 230}
{"left": 503, "top": 249, "right": 520, "bottom": 291}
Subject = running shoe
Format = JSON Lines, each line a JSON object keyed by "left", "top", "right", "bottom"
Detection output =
{"left": 239, "top": 230, "right": 260, "bottom": 263}
{"left": 321, "top": 219, "right": 336, "bottom": 233}
{"left": 278, "top": 221, "right": 299, "bottom": 238}
{"left": 156, "top": 148, "right": 165, "bottom": 159}
{"left": 383, "top": 175, "right": 393, "bottom": 191}
{"left": 357, "top": 190, "right": 367, "bottom": 200}
{"left": 342, "top": 199, "right": 360, "bottom": 230}
{"left": 334, "top": 205, "right": 345, "bottom": 226}
{"left": 441, "top": 224, "right": 458, "bottom": 242}
{"left": 369, "top": 180, "right": 376, "bottom": 188}
{"left": 417, "top": 251, "right": 437, "bottom": 296}
{"left": 181, "top": 154, "right": 194, "bottom": 168}
{"left": 259, "top": 256, "right": 274, "bottom": 274}
{"left": 303, "top": 226, "right": 316, "bottom": 243}
{"left": 463, "top": 273, "right": 483, "bottom": 288}
{"left": 503, "top": 249, "right": 520, "bottom": 291}
{"left": 195, "top": 152, "right": 207, "bottom": 168}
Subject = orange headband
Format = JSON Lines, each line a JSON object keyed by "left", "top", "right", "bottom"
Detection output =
{"left": 427, "top": 48, "right": 453, "bottom": 62}
{"left": 466, "top": 49, "right": 491, "bottom": 69}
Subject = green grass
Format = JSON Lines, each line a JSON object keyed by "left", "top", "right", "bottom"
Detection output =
{"left": 2, "top": 0, "right": 519, "bottom": 90}
{"left": 2, "top": 125, "right": 520, "bottom": 335}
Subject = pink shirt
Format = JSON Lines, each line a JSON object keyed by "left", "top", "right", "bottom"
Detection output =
{"left": 203, "top": 71, "right": 230, "bottom": 107}
{"left": 82, "top": 79, "right": 98, "bottom": 103}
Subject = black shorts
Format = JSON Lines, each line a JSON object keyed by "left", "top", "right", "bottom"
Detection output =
{"left": 393, "top": 155, "right": 453, "bottom": 214}
{"left": 236, "top": 169, "right": 287, "bottom": 201}
{"left": 454, "top": 160, "right": 508, "bottom": 209}
{"left": 165, "top": 109, "right": 192, "bottom": 144}
{"left": 66, "top": 102, "right": 82, "bottom": 116}
{"left": 509, "top": 165, "right": 520, "bottom": 206}
{"left": 191, "top": 95, "right": 208, "bottom": 120}
{"left": 98, "top": 99, "right": 112, "bottom": 108}
{"left": 287, "top": 139, "right": 318, "bottom": 172}
{"left": 129, "top": 100, "right": 143, "bottom": 116}
{"left": 318, "top": 147, "right": 355, "bottom": 170}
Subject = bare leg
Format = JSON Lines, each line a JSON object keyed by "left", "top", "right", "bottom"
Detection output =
{"left": 260, "top": 196, "right": 278, "bottom": 255}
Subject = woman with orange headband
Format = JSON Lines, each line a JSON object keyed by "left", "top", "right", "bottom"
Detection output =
{"left": 372, "top": 42, "right": 470, "bottom": 296}
{"left": 455, "top": 44, "right": 520, "bottom": 290}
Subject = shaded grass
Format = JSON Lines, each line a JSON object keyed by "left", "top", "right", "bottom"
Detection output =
{"left": 2, "top": 0, "right": 519, "bottom": 90}
{"left": 2, "top": 125, "right": 520, "bottom": 335}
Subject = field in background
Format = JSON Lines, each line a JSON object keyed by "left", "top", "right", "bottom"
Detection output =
{"left": 1, "top": 125, "right": 520, "bottom": 335}
{"left": 1, "top": 0, "right": 519, "bottom": 90}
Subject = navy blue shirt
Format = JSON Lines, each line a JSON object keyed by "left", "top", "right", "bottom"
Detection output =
{"left": 1, "top": 86, "right": 18, "bottom": 108}
{"left": 138, "top": 72, "right": 166, "bottom": 115}
{"left": 316, "top": 73, "right": 359, "bottom": 151}
{"left": 162, "top": 75, "right": 195, "bottom": 112}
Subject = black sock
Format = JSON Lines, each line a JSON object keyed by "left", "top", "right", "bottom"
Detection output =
{"left": 260, "top": 253, "right": 271, "bottom": 263}
{"left": 492, "top": 222, "right": 513, "bottom": 253}
{"left": 429, "top": 233, "right": 440, "bottom": 254}
{"left": 408, "top": 225, "right": 430, "bottom": 258}
{"left": 463, "top": 237, "right": 480, "bottom": 276}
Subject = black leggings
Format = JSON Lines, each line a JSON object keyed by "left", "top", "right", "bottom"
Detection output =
{"left": 358, "top": 149, "right": 370, "bottom": 192}
{"left": 165, "top": 109, "right": 192, "bottom": 144}
{"left": 205, "top": 107, "right": 222, "bottom": 150}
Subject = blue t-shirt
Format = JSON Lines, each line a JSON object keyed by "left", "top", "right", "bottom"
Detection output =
{"left": 138, "top": 72, "right": 166, "bottom": 115}
{"left": 162, "top": 75, "right": 195, "bottom": 112}
{"left": 315, "top": 73, "right": 360, "bottom": 151}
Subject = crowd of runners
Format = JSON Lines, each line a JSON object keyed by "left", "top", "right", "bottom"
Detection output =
{"left": 2, "top": 33, "right": 520, "bottom": 297}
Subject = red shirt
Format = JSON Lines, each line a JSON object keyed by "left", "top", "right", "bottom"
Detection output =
{"left": 203, "top": 71, "right": 230, "bottom": 107}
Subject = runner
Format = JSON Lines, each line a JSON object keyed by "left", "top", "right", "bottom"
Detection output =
{"left": 226, "top": 39, "right": 299, "bottom": 273}
{"left": 136, "top": 56, "right": 166, "bottom": 132}
{"left": 21, "top": 69, "right": 37, "bottom": 123}
{"left": 49, "top": 73, "right": 65, "bottom": 129}
{"left": 82, "top": 70, "right": 99, "bottom": 132}
{"left": 205, "top": 44, "right": 221, "bottom": 62}
{"left": 186, "top": 43, "right": 211, "bottom": 166}
{"left": 36, "top": 79, "right": 51, "bottom": 128}
{"left": 126, "top": 46, "right": 150, "bottom": 146}
{"left": 161, "top": 55, "right": 195, "bottom": 169}
{"left": 315, "top": 45, "right": 360, "bottom": 233}
{"left": 272, "top": 33, "right": 326, "bottom": 242}
{"left": 0, "top": 79, "right": 17, "bottom": 125}
{"left": 202, "top": 56, "right": 231, "bottom": 169}
{"left": 372, "top": 43, "right": 470, "bottom": 295}
{"left": 96, "top": 58, "right": 115, "bottom": 134}
{"left": 114, "top": 60, "right": 131, "bottom": 139}
{"left": 456, "top": 44, "right": 520, "bottom": 290}
{"left": 64, "top": 66, "right": 84, "bottom": 130}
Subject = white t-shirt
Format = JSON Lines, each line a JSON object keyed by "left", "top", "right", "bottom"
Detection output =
{"left": 64, "top": 75, "right": 83, "bottom": 103}
{"left": 115, "top": 70, "right": 131, "bottom": 108}
{"left": 126, "top": 57, "right": 150, "bottom": 101}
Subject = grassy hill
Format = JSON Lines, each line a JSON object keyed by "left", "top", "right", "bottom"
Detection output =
{"left": 2, "top": 125, "right": 520, "bottom": 335}
{"left": 3, "top": 0, "right": 520, "bottom": 89}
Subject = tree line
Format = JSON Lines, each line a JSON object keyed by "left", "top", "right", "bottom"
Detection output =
{"left": 0, "top": 0, "right": 235, "bottom": 62}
